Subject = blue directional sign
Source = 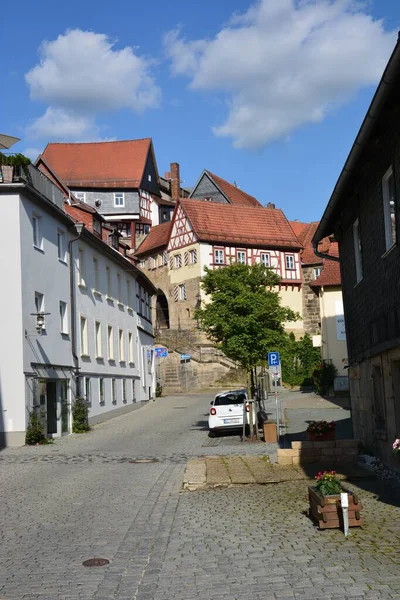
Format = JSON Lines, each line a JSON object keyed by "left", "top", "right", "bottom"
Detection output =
{"left": 180, "top": 353, "right": 191, "bottom": 361}
{"left": 268, "top": 352, "right": 280, "bottom": 367}
{"left": 155, "top": 347, "right": 168, "bottom": 358}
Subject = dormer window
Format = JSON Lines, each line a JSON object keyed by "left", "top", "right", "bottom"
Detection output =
{"left": 114, "top": 192, "right": 124, "bottom": 207}
{"left": 111, "top": 234, "right": 118, "bottom": 249}
{"left": 204, "top": 197, "right": 212, "bottom": 202}
{"left": 93, "top": 219, "right": 101, "bottom": 235}
{"left": 74, "top": 191, "right": 86, "bottom": 202}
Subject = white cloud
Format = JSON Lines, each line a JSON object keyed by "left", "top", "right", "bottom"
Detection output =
{"left": 25, "top": 29, "right": 160, "bottom": 141}
{"left": 165, "top": 0, "right": 397, "bottom": 148}
{"left": 23, "top": 147, "right": 43, "bottom": 162}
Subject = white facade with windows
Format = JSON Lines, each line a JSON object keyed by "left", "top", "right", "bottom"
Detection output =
{"left": 0, "top": 167, "right": 155, "bottom": 447}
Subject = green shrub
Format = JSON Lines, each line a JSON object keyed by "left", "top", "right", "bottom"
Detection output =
{"left": 156, "top": 381, "right": 163, "bottom": 397}
{"left": 25, "top": 410, "right": 49, "bottom": 445}
{"left": 279, "top": 332, "right": 321, "bottom": 387}
{"left": 72, "top": 397, "right": 90, "bottom": 433}
{"left": 314, "top": 470, "right": 342, "bottom": 496}
{"left": 313, "top": 361, "right": 337, "bottom": 395}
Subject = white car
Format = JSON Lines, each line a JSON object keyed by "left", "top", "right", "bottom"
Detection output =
{"left": 208, "top": 389, "right": 249, "bottom": 436}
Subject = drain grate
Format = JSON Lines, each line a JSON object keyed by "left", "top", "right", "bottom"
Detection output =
{"left": 128, "top": 458, "right": 159, "bottom": 464}
{"left": 82, "top": 558, "right": 110, "bottom": 567}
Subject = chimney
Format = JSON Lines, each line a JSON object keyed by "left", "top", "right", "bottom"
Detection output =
{"left": 170, "top": 162, "right": 180, "bottom": 202}
{"left": 266, "top": 202, "right": 276, "bottom": 209}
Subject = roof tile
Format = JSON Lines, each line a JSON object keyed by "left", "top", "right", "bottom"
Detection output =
{"left": 311, "top": 243, "right": 341, "bottom": 287}
{"left": 205, "top": 171, "right": 262, "bottom": 207}
{"left": 135, "top": 221, "right": 172, "bottom": 255}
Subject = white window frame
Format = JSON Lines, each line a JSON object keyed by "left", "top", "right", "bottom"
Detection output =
{"left": 32, "top": 213, "right": 43, "bottom": 250}
{"left": 261, "top": 253, "right": 270, "bottom": 267}
{"left": 122, "top": 379, "right": 127, "bottom": 403}
{"left": 57, "top": 229, "right": 67, "bottom": 262}
{"left": 112, "top": 378, "right": 117, "bottom": 404}
{"left": 215, "top": 249, "right": 224, "bottom": 265}
{"left": 285, "top": 254, "right": 295, "bottom": 270}
{"left": 99, "top": 378, "right": 104, "bottom": 405}
{"left": 127, "top": 279, "right": 132, "bottom": 308}
{"left": 128, "top": 331, "right": 134, "bottom": 364}
{"left": 119, "top": 329, "right": 125, "bottom": 362}
{"left": 114, "top": 192, "right": 125, "bottom": 207}
{"left": 314, "top": 267, "right": 322, "bottom": 279}
{"left": 117, "top": 272, "right": 122, "bottom": 304}
{"left": 353, "top": 218, "right": 363, "bottom": 283}
{"left": 106, "top": 265, "right": 112, "bottom": 298}
{"left": 85, "top": 377, "right": 91, "bottom": 406}
{"left": 78, "top": 248, "right": 86, "bottom": 287}
{"left": 95, "top": 321, "right": 102, "bottom": 358}
{"left": 175, "top": 254, "right": 182, "bottom": 269}
{"left": 382, "top": 165, "right": 397, "bottom": 252}
{"left": 35, "top": 291, "right": 44, "bottom": 314}
{"left": 108, "top": 325, "right": 114, "bottom": 360}
{"left": 74, "top": 191, "right": 86, "bottom": 203}
{"left": 179, "top": 283, "right": 187, "bottom": 301}
{"left": 59, "top": 301, "right": 68, "bottom": 334}
{"left": 189, "top": 249, "right": 197, "bottom": 264}
{"left": 80, "top": 315, "right": 89, "bottom": 356}
{"left": 93, "top": 257, "right": 100, "bottom": 291}
{"left": 237, "top": 250, "right": 246, "bottom": 264}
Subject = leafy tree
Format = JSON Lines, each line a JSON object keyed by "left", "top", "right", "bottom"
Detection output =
{"left": 194, "top": 263, "right": 300, "bottom": 391}
{"left": 279, "top": 332, "right": 321, "bottom": 387}
{"left": 72, "top": 397, "right": 90, "bottom": 433}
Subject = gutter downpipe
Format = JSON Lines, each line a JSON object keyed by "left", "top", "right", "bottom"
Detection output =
{"left": 312, "top": 35, "right": 400, "bottom": 259}
{"left": 69, "top": 223, "right": 85, "bottom": 395}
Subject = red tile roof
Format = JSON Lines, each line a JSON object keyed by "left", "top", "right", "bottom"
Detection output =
{"left": 289, "top": 220, "right": 308, "bottom": 238}
{"left": 311, "top": 243, "right": 341, "bottom": 287}
{"left": 180, "top": 200, "right": 301, "bottom": 249}
{"left": 205, "top": 171, "right": 262, "bottom": 207}
{"left": 135, "top": 221, "right": 172, "bottom": 256}
{"left": 296, "top": 221, "right": 330, "bottom": 265}
{"left": 40, "top": 138, "right": 152, "bottom": 189}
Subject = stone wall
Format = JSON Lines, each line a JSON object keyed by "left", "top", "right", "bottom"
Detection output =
{"left": 277, "top": 439, "right": 358, "bottom": 465}
{"left": 301, "top": 265, "right": 321, "bottom": 335}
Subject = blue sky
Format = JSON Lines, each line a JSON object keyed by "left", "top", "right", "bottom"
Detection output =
{"left": 2, "top": 0, "right": 399, "bottom": 222}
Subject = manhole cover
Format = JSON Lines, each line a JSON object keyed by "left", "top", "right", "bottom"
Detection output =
{"left": 82, "top": 558, "right": 110, "bottom": 567}
{"left": 128, "top": 458, "right": 159, "bottom": 463}
{"left": 173, "top": 406, "right": 187, "bottom": 409}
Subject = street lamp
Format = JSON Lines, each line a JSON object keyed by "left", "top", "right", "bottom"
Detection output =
{"left": 30, "top": 312, "right": 51, "bottom": 334}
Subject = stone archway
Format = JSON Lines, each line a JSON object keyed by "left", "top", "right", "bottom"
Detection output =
{"left": 156, "top": 292, "right": 170, "bottom": 329}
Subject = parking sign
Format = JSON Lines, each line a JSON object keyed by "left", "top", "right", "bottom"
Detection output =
{"left": 268, "top": 352, "right": 280, "bottom": 367}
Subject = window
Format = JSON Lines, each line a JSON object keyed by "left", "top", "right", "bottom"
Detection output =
{"left": 99, "top": 378, "right": 104, "bottom": 405}
{"left": 147, "top": 257, "right": 152, "bottom": 270}
{"left": 95, "top": 321, "right": 102, "bottom": 358}
{"left": 32, "top": 214, "right": 42, "bottom": 249}
{"left": 114, "top": 192, "right": 124, "bottom": 207}
{"left": 112, "top": 378, "right": 117, "bottom": 404}
{"left": 261, "top": 253, "right": 270, "bottom": 267}
{"left": 285, "top": 255, "right": 295, "bottom": 270}
{"left": 127, "top": 280, "right": 132, "bottom": 308}
{"left": 148, "top": 174, "right": 152, "bottom": 182}
{"left": 163, "top": 251, "right": 168, "bottom": 265}
{"left": 169, "top": 256, "right": 174, "bottom": 269}
{"left": 174, "top": 285, "right": 179, "bottom": 302}
{"left": 85, "top": 377, "right": 91, "bottom": 407}
{"left": 314, "top": 267, "right": 322, "bottom": 278}
{"left": 128, "top": 331, "right": 134, "bottom": 363}
{"left": 93, "top": 257, "right": 99, "bottom": 291}
{"left": 35, "top": 292, "right": 44, "bottom": 313}
{"left": 78, "top": 248, "right": 86, "bottom": 287}
{"left": 59, "top": 301, "right": 68, "bottom": 334}
{"left": 237, "top": 250, "right": 246, "bottom": 264}
{"left": 175, "top": 254, "right": 182, "bottom": 268}
{"left": 132, "top": 379, "right": 136, "bottom": 402}
{"left": 106, "top": 265, "right": 112, "bottom": 298}
{"left": 353, "top": 219, "right": 363, "bottom": 283}
{"left": 80, "top": 316, "right": 88, "bottom": 356}
{"left": 117, "top": 273, "right": 122, "bottom": 304}
{"left": 74, "top": 191, "right": 86, "bottom": 202}
{"left": 179, "top": 283, "right": 187, "bottom": 301}
{"left": 215, "top": 249, "right": 224, "bottom": 264}
{"left": 184, "top": 251, "right": 189, "bottom": 266}
{"left": 189, "top": 249, "right": 197, "bottom": 264}
{"left": 122, "top": 379, "right": 127, "bottom": 403}
{"left": 108, "top": 325, "right": 114, "bottom": 360}
{"left": 119, "top": 329, "right": 125, "bottom": 362}
{"left": 57, "top": 230, "right": 66, "bottom": 262}
{"left": 382, "top": 166, "right": 397, "bottom": 251}
{"left": 93, "top": 219, "right": 101, "bottom": 236}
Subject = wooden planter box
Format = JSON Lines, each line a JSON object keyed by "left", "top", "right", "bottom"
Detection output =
{"left": 263, "top": 422, "right": 277, "bottom": 443}
{"left": 308, "top": 430, "right": 335, "bottom": 442}
{"left": 308, "top": 486, "right": 364, "bottom": 529}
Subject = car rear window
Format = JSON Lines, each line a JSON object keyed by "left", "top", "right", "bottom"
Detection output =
{"left": 214, "top": 393, "right": 246, "bottom": 406}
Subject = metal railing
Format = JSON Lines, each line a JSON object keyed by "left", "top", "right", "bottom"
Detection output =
{"left": 0, "top": 162, "right": 65, "bottom": 211}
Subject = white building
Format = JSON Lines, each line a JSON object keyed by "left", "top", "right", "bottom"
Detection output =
{"left": 0, "top": 164, "right": 155, "bottom": 447}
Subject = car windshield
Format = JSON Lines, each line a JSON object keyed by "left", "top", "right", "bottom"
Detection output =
{"left": 214, "top": 393, "right": 246, "bottom": 406}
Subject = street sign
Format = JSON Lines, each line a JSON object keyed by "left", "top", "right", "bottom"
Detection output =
{"left": 271, "top": 364, "right": 282, "bottom": 380}
{"left": 180, "top": 353, "right": 191, "bottom": 362}
{"left": 268, "top": 352, "right": 280, "bottom": 367}
{"left": 155, "top": 347, "right": 168, "bottom": 358}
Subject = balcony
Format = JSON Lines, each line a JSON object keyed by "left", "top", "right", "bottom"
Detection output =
{"left": 0, "top": 160, "right": 65, "bottom": 211}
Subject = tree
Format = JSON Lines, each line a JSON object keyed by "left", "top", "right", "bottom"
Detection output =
{"left": 279, "top": 332, "right": 321, "bottom": 387}
{"left": 194, "top": 263, "right": 300, "bottom": 391}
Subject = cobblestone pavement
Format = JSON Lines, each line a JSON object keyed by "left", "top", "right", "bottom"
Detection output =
{"left": 1, "top": 390, "right": 400, "bottom": 599}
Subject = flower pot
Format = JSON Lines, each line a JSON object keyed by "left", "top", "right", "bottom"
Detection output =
{"left": 308, "top": 430, "right": 335, "bottom": 442}
{"left": 308, "top": 486, "right": 364, "bottom": 529}
{"left": 1, "top": 165, "right": 13, "bottom": 183}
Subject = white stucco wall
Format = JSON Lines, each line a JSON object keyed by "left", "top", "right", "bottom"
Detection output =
{"left": 0, "top": 192, "right": 25, "bottom": 445}
{"left": 319, "top": 286, "right": 348, "bottom": 378}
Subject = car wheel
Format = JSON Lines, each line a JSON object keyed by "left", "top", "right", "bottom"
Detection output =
{"left": 208, "top": 429, "right": 216, "bottom": 438}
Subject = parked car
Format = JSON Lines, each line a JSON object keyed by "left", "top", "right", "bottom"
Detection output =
{"left": 208, "top": 389, "right": 249, "bottom": 436}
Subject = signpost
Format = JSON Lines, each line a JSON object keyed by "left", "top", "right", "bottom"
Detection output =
{"left": 268, "top": 352, "right": 280, "bottom": 440}
{"left": 155, "top": 347, "right": 168, "bottom": 359}
{"left": 180, "top": 354, "right": 191, "bottom": 392}
{"left": 180, "top": 354, "right": 191, "bottom": 362}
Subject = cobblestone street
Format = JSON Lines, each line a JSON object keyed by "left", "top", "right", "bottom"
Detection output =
{"left": 1, "top": 390, "right": 400, "bottom": 599}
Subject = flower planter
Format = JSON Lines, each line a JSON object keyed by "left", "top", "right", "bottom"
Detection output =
{"left": 308, "top": 486, "right": 364, "bottom": 529}
{"left": 308, "top": 430, "right": 335, "bottom": 442}
{"left": 1, "top": 165, "right": 14, "bottom": 183}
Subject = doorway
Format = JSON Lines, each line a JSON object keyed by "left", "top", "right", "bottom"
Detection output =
{"left": 156, "top": 293, "right": 170, "bottom": 329}
{"left": 42, "top": 379, "right": 71, "bottom": 437}
{"left": 46, "top": 381, "right": 57, "bottom": 435}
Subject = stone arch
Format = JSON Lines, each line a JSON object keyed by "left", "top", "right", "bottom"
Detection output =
{"left": 155, "top": 291, "right": 170, "bottom": 329}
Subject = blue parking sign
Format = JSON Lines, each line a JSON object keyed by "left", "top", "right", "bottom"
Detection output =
{"left": 268, "top": 352, "right": 280, "bottom": 367}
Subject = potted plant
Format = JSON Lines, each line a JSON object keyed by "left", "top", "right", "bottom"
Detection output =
{"left": 0, "top": 152, "right": 31, "bottom": 183}
{"left": 308, "top": 470, "right": 364, "bottom": 529}
{"left": 307, "top": 419, "right": 336, "bottom": 441}
{"left": 393, "top": 438, "right": 400, "bottom": 465}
